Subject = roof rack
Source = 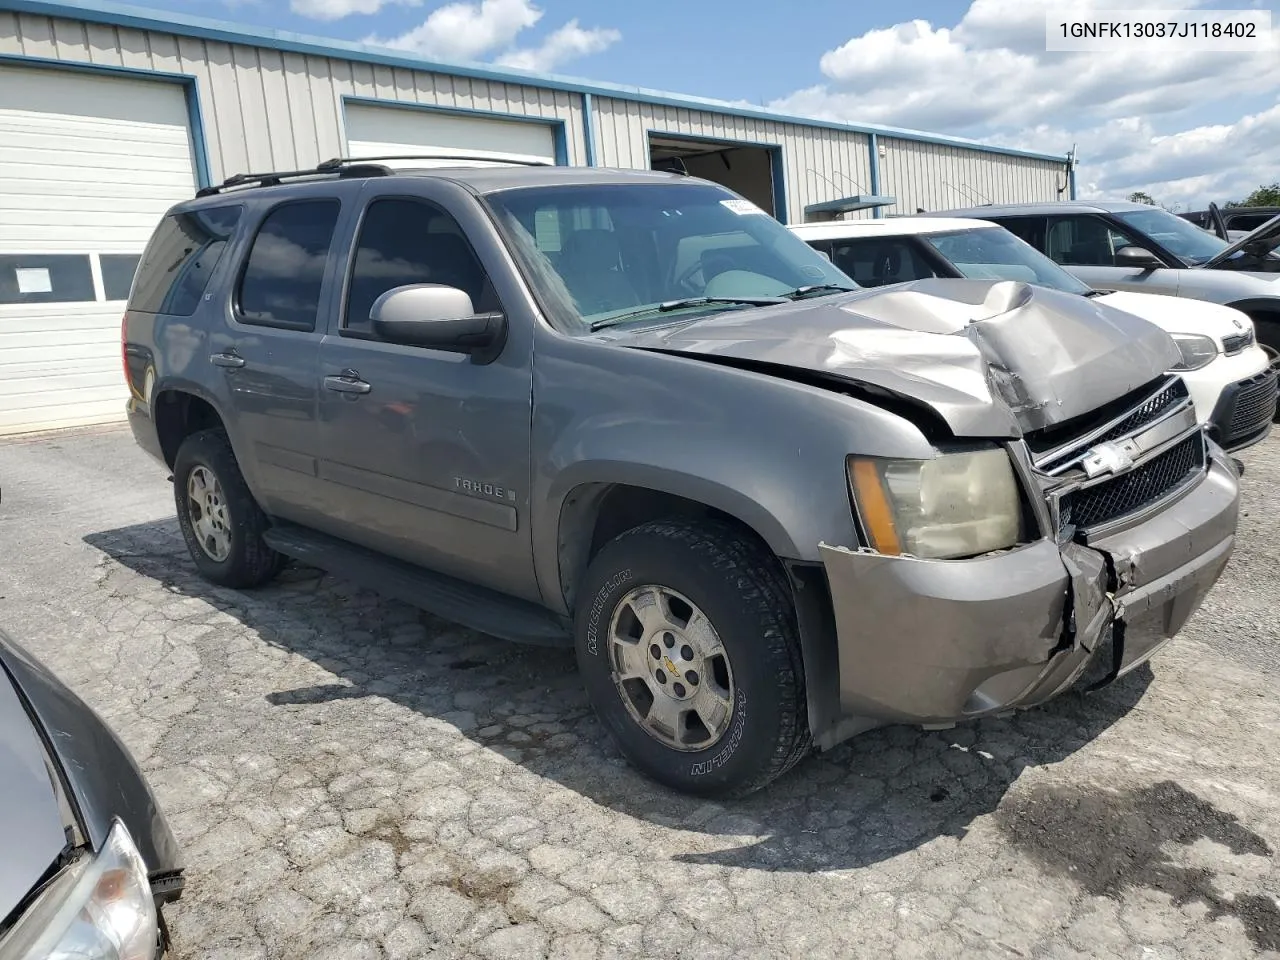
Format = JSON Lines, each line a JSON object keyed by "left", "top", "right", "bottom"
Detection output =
{"left": 319, "top": 154, "right": 554, "bottom": 169}
{"left": 194, "top": 154, "right": 553, "bottom": 197}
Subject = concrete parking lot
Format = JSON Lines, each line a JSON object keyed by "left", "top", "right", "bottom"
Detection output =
{"left": 2, "top": 425, "right": 1280, "bottom": 960}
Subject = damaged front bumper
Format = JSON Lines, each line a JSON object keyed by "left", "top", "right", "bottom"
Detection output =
{"left": 816, "top": 445, "right": 1238, "bottom": 737}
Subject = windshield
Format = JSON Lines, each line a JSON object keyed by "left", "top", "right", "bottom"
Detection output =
{"left": 923, "top": 227, "right": 1093, "bottom": 295}
{"left": 1114, "top": 207, "right": 1228, "bottom": 265}
{"left": 484, "top": 182, "right": 857, "bottom": 332}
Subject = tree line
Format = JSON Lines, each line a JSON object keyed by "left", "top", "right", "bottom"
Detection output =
{"left": 1128, "top": 183, "right": 1280, "bottom": 210}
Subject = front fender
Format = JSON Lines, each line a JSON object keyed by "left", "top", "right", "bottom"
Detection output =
{"left": 530, "top": 333, "right": 936, "bottom": 614}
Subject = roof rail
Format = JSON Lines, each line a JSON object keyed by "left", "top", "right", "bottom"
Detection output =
{"left": 194, "top": 153, "right": 553, "bottom": 197}
{"left": 316, "top": 154, "right": 554, "bottom": 169}
{"left": 195, "top": 161, "right": 392, "bottom": 197}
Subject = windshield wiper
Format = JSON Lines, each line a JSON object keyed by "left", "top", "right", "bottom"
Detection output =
{"left": 587, "top": 296, "right": 785, "bottom": 331}
{"left": 1082, "top": 289, "right": 1109, "bottom": 298}
{"left": 782, "top": 284, "right": 860, "bottom": 300}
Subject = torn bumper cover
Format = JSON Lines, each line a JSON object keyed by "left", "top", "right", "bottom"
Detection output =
{"left": 817, "top": 446, "right": 1238, "bottom": 731}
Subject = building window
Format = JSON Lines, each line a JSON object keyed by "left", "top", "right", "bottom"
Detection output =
{"left": 0, "top": 255, "right": 95, "bottom": 304}
{"left": 100, "top": 254, "right": 143, "bottom": 302}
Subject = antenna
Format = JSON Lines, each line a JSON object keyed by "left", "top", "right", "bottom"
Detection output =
{"left": 833, "top": 168, "right": 867, "bottom": 196}
{"left": 942, "top": 181, "right": 973, "bottom": 206}
{"left": 808, "top": 168, "right": 845, "bottom": 195}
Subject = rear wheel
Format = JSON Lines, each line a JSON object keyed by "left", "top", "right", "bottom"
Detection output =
{"left": 173, "top": 429, "right": 281, "bottom": 588}
{"left": 574, "top": 519, "right": 811, "bottom": 797}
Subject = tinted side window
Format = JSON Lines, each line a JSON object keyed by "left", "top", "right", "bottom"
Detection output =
{"left": 1044, "top": 216, "right": 1146, "bottom": 267}
{"left": 993, "top": 217, "right": 1044, "bottom": 249}
{"left": 344, "top": 198, "right": 494, "bottom": 335}
{"left": 239, "top": 201, "right": 340, "bottom": 330}
{"left": 129, "top": 206, "right": 242, "bottom": 315}
{"left": 829, "top": 238, "right": 938, "bottom": 287}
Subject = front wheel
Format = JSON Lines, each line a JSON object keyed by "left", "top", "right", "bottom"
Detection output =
{"left": 173, "top": 429, "right": 282, "bottom": 588}
{"left": 574, "top": 519, "right": 812, "bottom": 797}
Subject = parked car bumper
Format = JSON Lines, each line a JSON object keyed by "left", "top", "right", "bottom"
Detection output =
{"left": 125, "top": 397, "right": 168, "bottom": 470}
{"left": 1201, "top": 350, "right": 1278, "bottom": 451}
{"left": 817, "top": 445, "right": 1239, "bottom": 727}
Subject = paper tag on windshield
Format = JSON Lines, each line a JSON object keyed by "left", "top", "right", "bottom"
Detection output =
{"left": 720, "top": 198, "right": 767, "bottom": 216}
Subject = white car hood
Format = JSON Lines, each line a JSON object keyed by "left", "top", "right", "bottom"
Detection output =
{"left": 1097, "top": 290, "right": 1254, "bottom": 347}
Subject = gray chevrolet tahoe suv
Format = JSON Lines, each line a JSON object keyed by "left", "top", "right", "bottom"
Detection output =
{"left": 123, "top": 159, "right": 1240, "bottom": 796}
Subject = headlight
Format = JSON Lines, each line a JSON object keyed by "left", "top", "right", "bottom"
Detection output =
{"left": 848, "top": 448, "right": 1023, "bottom": 559}
{"left": 2, "top": 821, "right": 158, "bottom": 960}
{"left": 1170, "top": 333, "right": 1219, "bottom": 371}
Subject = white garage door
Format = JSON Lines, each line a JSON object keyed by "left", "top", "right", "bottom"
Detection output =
{"left": 346, "top": 103, "right": 557, "bottom": 167}
{"left": 0, "top": 65, "right": 197, "bottom": 435}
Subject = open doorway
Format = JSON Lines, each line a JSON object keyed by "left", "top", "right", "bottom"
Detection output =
{"left": 648, "top": 134, "right": 783, "bottom": 221}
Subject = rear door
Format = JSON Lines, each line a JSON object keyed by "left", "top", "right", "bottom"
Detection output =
{"left": 312, "top": 182, "right": 539, "bottom": 600}
{"left": 206, "top": 189, "right": 353, "bottom": 523}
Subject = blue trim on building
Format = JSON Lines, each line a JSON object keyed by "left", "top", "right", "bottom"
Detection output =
{"left": 868, "top": 133, "right": 882, "bottom": 219}
{"left": 646, "top": 129, "right": 787, "bottom": 223}
{"left": 581, "top": 92, "right": 598, "bottom": 167}
{"left": 339, "top": 95, "right": 570, "bottom": 166}
{"left": 1, "top": 0, "right": 1071, "bottom": 166}
{"left": 0, "top": 51, "right": 212, "bottom": 188}
{"left": 185, "top": 77, "right": 213, "bottom": 189}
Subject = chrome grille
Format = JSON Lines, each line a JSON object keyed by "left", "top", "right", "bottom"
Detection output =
{"left": 1060, "top": 434, "right": 1205, "bottom": 531}
{"left": 1033, "top": 377, "right": 1190, "bottom": 476}
{"left": 1092, "top": 378, "right": 1189, "bottom": 447}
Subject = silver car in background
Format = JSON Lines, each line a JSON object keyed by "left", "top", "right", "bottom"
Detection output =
{"left": 927, "top": 201, "right": 1280, "bottom": 357}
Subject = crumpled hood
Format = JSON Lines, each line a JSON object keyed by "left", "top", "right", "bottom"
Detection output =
{"left": 0, "top": 666, "right": 68, "bottom": 924}
{"left": 612, "top": 278, "right": 1181, "bottom": 437}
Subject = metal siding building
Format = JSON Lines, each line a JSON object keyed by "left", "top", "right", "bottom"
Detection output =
{"left": 0, "top": 0, "right": 1071, "bottom": 434}
{"left": 877, "top": 137, "right": 1068, "bottom": 216}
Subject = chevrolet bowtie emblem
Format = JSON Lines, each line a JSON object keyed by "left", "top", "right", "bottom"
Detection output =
{"left": 1081, "top": 440, "right": 1136, "bottom": 478}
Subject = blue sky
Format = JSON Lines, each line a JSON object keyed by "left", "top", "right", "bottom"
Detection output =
{"left": 148, "top": 0, "right": 1280, "bottom": 206}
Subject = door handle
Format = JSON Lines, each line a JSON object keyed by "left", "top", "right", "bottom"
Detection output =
{"left": 210, "top": 352, "right": 245, "bottom": 369}
{"left": 323, "top": 374, "right": 372, "bottom": 395}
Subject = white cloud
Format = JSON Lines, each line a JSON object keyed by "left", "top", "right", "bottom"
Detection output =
{"left": 366, "top": 0, "right": 617, "bottom": 69}
{"left": 496, "top": 19, "right": 620, "bottom": 71}
{"left": 290, "top": 0, "right": 420, "bottom": 20}
{"left": 376, "top": 0, "right": 538, "bottom": 60}
{"left": 769, "top": 0, "right": 1280, "bottom": 207}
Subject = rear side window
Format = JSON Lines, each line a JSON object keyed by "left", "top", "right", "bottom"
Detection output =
{"left": 829, "top": 238, "right": 938, "bottom": 287}
{"left": 129, "top": 206, "right": 242, "bottom": 315}
{"left": 238, "top": 201, "right": 341, "bottom": 331}
{"left": 993, "top": 217, "right": 1045, "bottom": 250}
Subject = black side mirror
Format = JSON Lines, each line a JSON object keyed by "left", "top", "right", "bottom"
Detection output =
{"left": 1114, "top": 245, "right": 1161, "bottom": 269}
{"left": 370, "top": 284, "right": 507, "bottom": 363}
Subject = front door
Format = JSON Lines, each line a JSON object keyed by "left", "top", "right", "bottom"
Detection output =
{"left": 1043, "top": 214, "right": 1179, "bottom": 295}
{"left": 313, "top": 187, "right": 538, "bottom": 601}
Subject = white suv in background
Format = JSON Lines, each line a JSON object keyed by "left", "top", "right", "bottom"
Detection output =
{"left": 793, "top": 217, "right": 1278, "bottom": 453}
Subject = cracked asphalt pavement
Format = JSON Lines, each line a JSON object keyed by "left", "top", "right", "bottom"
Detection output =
{"left": 2, "top": 425, "right": 1280, "bottom": 959}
